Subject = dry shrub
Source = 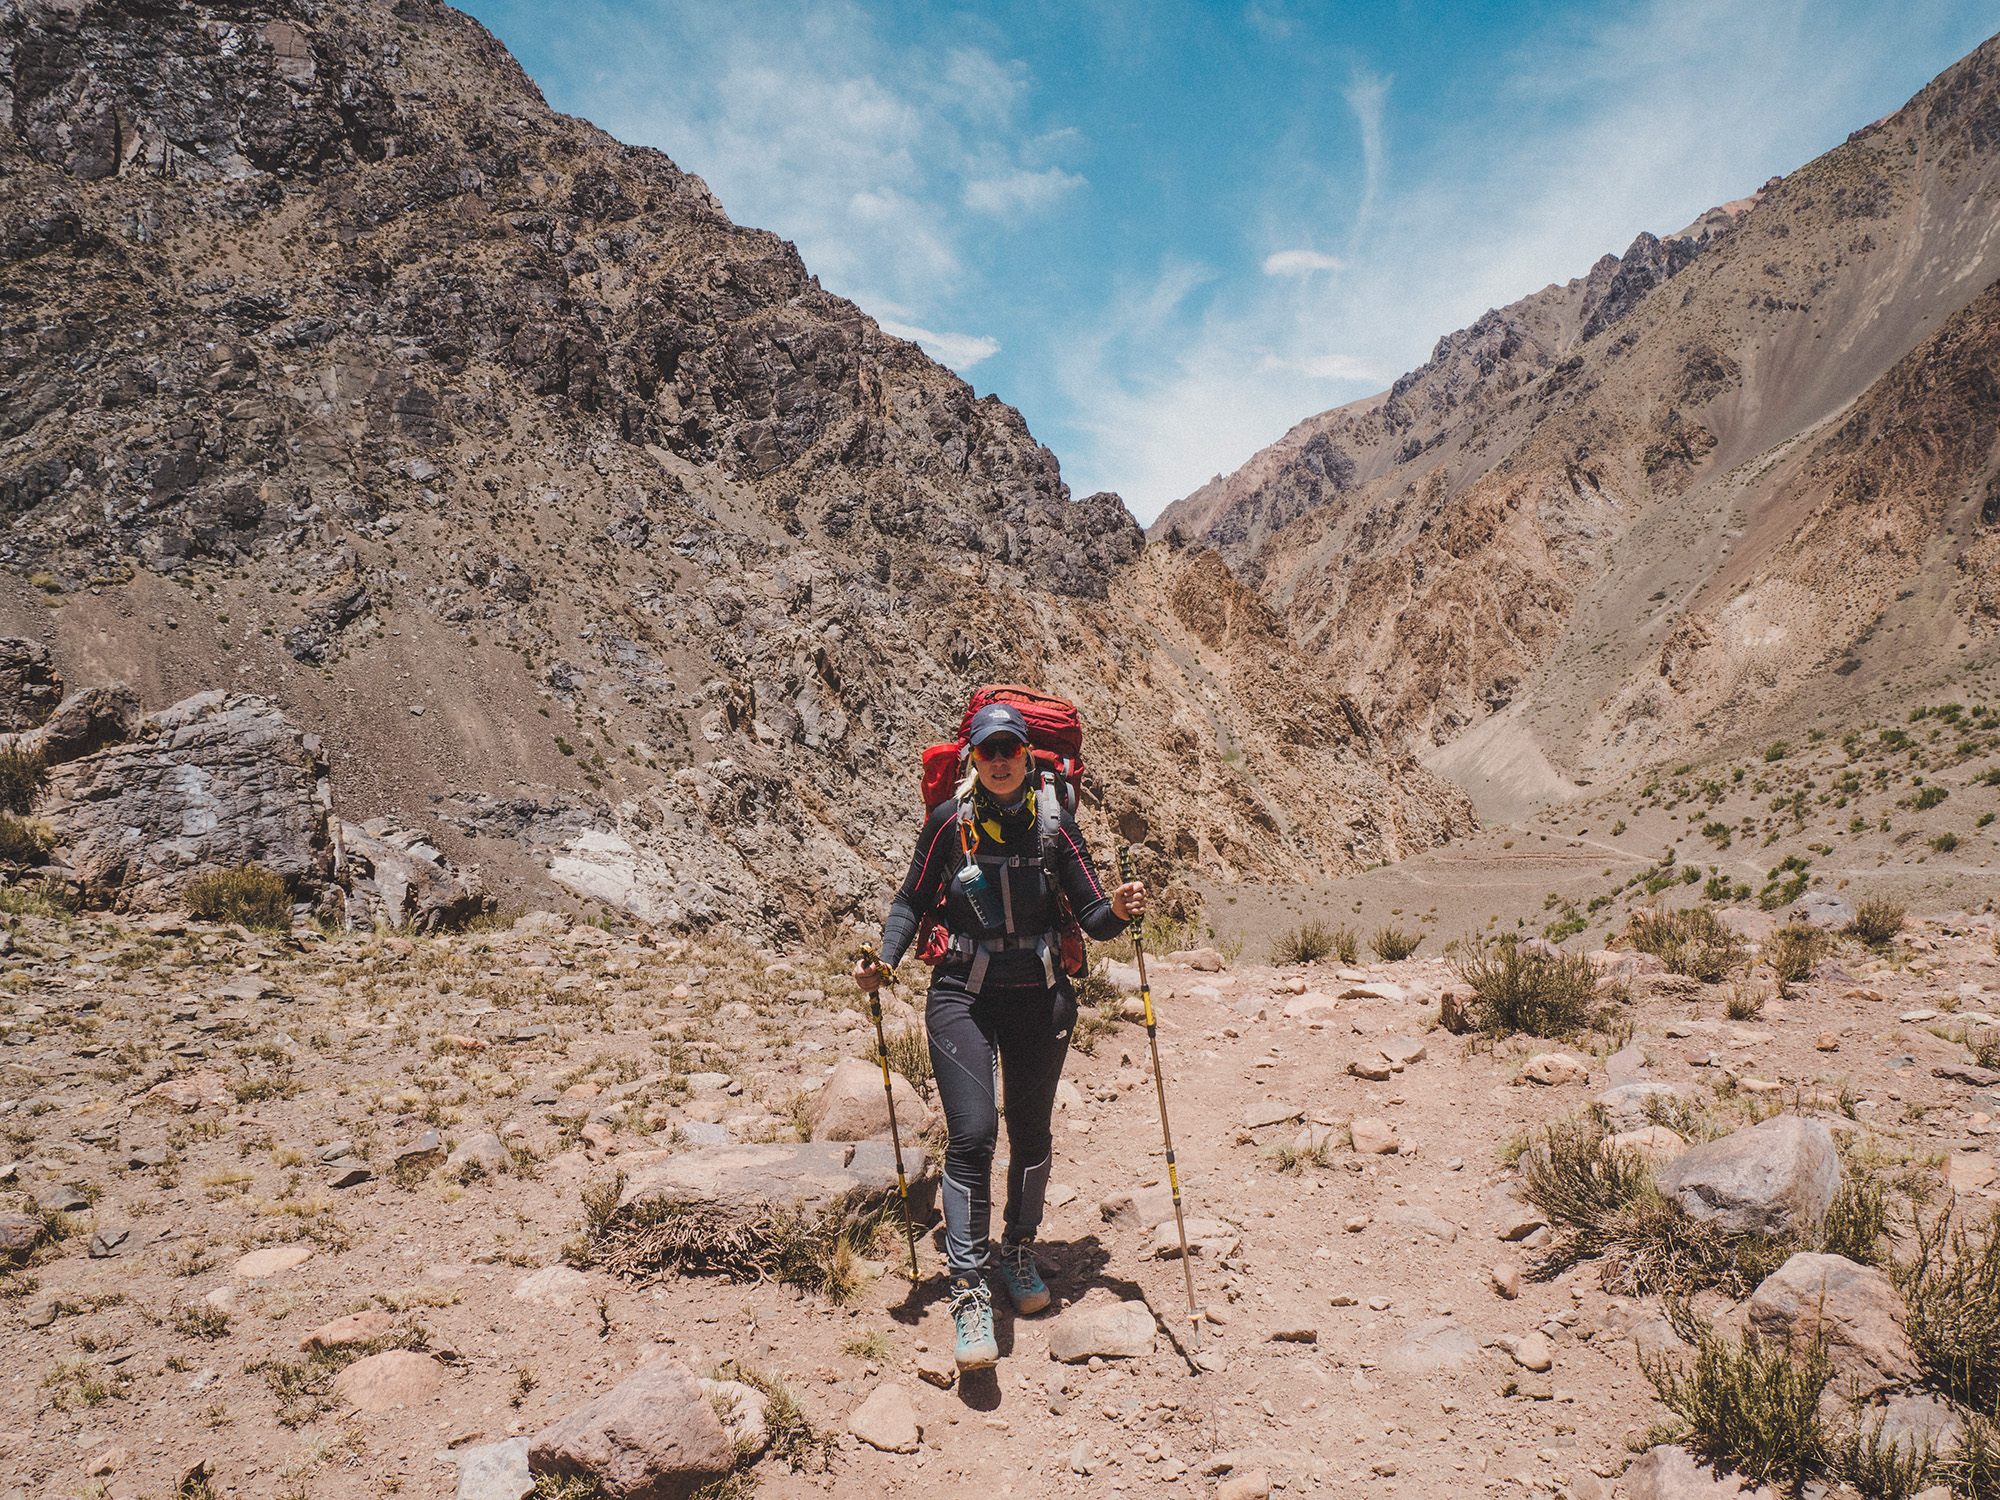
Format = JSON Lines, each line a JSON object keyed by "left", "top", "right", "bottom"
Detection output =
{"left": 577, "top": 1174, "right": 879, "bottom": 1305}
{"left": 1626, "top": 905, "right": 1743, "bottom": 983}
{"left": 1766, "top": 923, "right": 1830, "bottom": 985}
{"left": 1845, "top": 895, "right": 1906, "bottom": 948}
{"left": 0, "top": 814, "right": 53, "bottom": 865}
{"left": 0, "top": 745, "right": 48, "bottom": 816}
{"left": 1894, "top": 1204, "right": 2000, "bottom": 1412}
{"left": 1370, "top": 926, "right": 1421, "bottom": 962}
{"left": 184, "top": 865, "right": 290, "bottom": 930}
{"left": 1453, "top": 936, "right": 1604, "bottom": 1039}
{"left": 881, "top": 1026, "right": 933, "bottom": 1104}
{"left": 1271, "top": 922, "right": 1334, "bottom": 966}
{"left": 1643, "top": 1309, "right": 1833, "bottom": 1491}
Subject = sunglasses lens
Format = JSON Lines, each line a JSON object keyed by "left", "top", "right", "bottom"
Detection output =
{"left": 977, "top": 737, "right": 1023, "bottom": 759}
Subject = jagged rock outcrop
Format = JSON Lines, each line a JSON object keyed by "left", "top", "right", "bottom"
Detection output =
{"left": 0, "top": 639, "right": 63, "bottom": 731}
{"left": 0, "top": 0, "right": 1476, "bottom": 934}
{"left": 37, "top": 691, "right": 334, "bottom": 908}
{"left": 334, "top": 816, "right": 492, "bottom": 932}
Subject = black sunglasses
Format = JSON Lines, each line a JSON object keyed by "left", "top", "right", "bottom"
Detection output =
{"left": 972, "top": 736, "right": 1026, "bottom": 761}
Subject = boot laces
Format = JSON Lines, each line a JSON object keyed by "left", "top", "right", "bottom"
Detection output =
{"left": 949, "top": 1279, "right": 992, "bottom": 1330}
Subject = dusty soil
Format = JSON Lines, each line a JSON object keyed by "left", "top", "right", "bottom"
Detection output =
{"left": 3, "top": 871, "right": 1998, "bottom": 1500}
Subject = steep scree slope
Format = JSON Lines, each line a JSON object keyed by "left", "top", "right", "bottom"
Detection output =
{"left": 1156, "top": 35, "right": 2000, "bottom": 814}
{"left": 0, "top": 0, "right": 1471, "bottom": 934}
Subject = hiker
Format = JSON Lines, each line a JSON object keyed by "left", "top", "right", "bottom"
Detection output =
{"left": 855, "top": 701, "right": 1144, "bottom": 1370}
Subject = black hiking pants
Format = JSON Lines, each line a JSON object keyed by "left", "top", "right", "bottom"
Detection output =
{"left": 925, "top": 969, "right": 1076, "bottom": 1275}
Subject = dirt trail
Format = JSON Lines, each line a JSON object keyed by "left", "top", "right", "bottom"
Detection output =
{"left": 4, "top": 897, "right": 1998, "bottom": 1499}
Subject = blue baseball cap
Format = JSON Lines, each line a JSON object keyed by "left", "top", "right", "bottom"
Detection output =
{"left": 965, "top": 703, "right": 1030, "bottom": 748}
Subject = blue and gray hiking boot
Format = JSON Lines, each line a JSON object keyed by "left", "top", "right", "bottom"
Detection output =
{"left": 997, "top": 1237, "right": 1050, "bottom": 1315}
{"left": 948, "top": 1273, "right": 998, "bottom": 1369}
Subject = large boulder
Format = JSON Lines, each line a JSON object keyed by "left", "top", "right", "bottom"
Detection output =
{"left": 37, "top": 691, "right": 333, "bottom": 909}
{"left": 528, "top": 1362, "right": 734, "bottom": 1500}
{"left": 336, "top": 817, "right": 492, "bottom": 931}
{"left": 0, "top": 638, "right": 62, "bottom": 730}
{"left": 1747, "top": 1252, "right": 1912, "bottom": 1397}
{"left": 1656, "top": 1116, "right": 1840, "bottom": 1236}
{"left": 13, "top": 684, "right": 142, "bottom": 764}
{"left": 1789, "top": 892, "right": 1856, "bottom": 931}
{"left": 807, "top": 1054, "right": 926, "bottom": 1142}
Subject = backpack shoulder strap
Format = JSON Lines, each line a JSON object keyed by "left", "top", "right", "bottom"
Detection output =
{"left": 1035, "top": 772, "right": 1061, "bottom": 864}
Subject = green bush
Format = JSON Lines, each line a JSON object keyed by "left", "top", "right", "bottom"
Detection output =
{"left": 183, "top": 865, "right": 291, "bottom": 930}
{"left": 1452, "top": 936, "right": 1602, "bottom": 1038}
{"left": 1271, "top": 922, "right": 1334, "bottom": 966}
{"left": 0, "top": 745, "right": 48, "bottom": 815}
{"left": 1914, "top": 786, "right": 1950, "bottom": 811}
{"left": 1643, "top": 1320, "right": 1831, "bottom": 1490}
{"left": 0, "top": 814, "right": 53, "bottom": 865}
{"left": 1933, "top": 832, "right": 1960, "bottom": 853}
{"left": 1370, "top": 926, "right": 1421, "bottom": 962}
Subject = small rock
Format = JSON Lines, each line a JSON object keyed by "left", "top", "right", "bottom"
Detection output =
{"left": 1268, "top": 1327, "right": 1317, "bottom": 1343}
{"left": 334, "top": 1350, "right": 443, "bottom": 1412}
{"left": 1495, "top": 1205, "right": 1549, "bottom": 1242}
{"left": 1347, "top": 1054, "right": 1394, "bottom": 1082}
{"left": 328, "top": 1160, "right": 374, "bottom": 1189}
{"left": 846, "top": 1381, "right": 921, "bottom": 1453}
{"left": 1168, "top": 947, "right": 1225, "bottom": 971}
{"left": 807, "top": 1055, "right": 924, "bottom": 1142}
{"left": 1622, "top": 1444, "right": 1748, "bottom": 1498}
{"left": 317, "top": 1140, "right": 355, "bottom": 1164}
{"left": 1329, "top": 1293, "right": 1358, "bottom": 1307}
{"left": 512, "top": 1266, "right": 590, "bottom": 1308}
{"left": 127, "top": 1146, "right": 173, "bottom": 1170}
{"left": 1217, "top": 1468, "right": 1271, "bottom": 1500}
{"left": 1367, "top": 1295, "right": 1391, "bottom": 1311}
{"left": 450, "top": 1436, "right": 532, "bottom": 1500}
{"left": 1816, "top": 1034, "right": 1840, "bottom": 1052}
{"left": 396, "top": 1129, "right": 446, "bottom": 1173}
{"left": 1047, "top": 1296, "right": 1157, "bottom": 1361}
{"left": 301, "top": 1310, "right": 398, "bottom": 1351}
{"left": 1379, "top": 1037, "right": 1427, "bottom": 1068}
{"left": 1508, "top": 1331, "right": 1555, "bottom": 1372}
{"left": 1492, "top": 1262, "right": 1521, "bottom": 1299}
{"left": 88, "top": 1225, "right": 133, "bottom": 1258}
{"left": 913, "top": 1349, "right": 956, "bottom": 1389}
{"left": 235, "top": 1245, "right": 312, "bottom": 1279}
{"left": 1344, "top": 1214, "right": 1371, "bottom": 1233}
{"left": 1152, "top": 1217, "right": 1239, "bottom": 1260}
{"left": 698, "top": 1377, "right": 769, "bottom": 1458}
{"left": 447, "top": 1132, "right": 510, "bottom": 1180}
{"left": 1242, "top": 1101, "right": 1302, "bottom": 1129}
{"left": 0, "top": 1212, "right": 42, "bottom": 1261}
{"left": 1350, "top": 1117, "right": 1399, "bottom": 1155}
{"left": 1520, "top": 1052, "right": 1587, "bottom": 1086}
{"left": 87, "top": 1445, "right": 126, "bottom": 1477}
{"left": 1604, "top": 1125, "right": 1686, "bottom": 1163}
{"left": 24, "top": 1291, "right": 60, "bottom": 1327}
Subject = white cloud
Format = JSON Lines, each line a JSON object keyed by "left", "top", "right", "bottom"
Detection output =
{"left": 877, "top": 319, "right": 1002, "bottom": 370}
{"left": 1268, "top": 352, "right": 1387, "bottom": 382}
{"left": 963, "top": 166, "right": 1087, "bottom": 216}
{"left": 1261, "top": 249, "right": 1346, "bottom": 276}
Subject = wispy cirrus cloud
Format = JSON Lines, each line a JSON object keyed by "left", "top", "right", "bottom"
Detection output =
{"left": 876, "top": 319, "right": 1002, "bottom": 368}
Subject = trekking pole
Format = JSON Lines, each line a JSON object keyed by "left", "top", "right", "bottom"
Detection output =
{"left": 1119, "top": 847, "right": 1201, "bottom": 1357}
{"left": 857, "top": 945, "right": 922, "bottom": 1280}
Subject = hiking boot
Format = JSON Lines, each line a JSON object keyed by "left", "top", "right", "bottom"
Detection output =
{"left": 997, "top": 1238, "right": 1050, "bottom": 1315}
{"left": 948, "top": 1274, "right": 998, "bottom": 1369}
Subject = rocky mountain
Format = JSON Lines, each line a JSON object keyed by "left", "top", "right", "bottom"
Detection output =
{"left": 1155, "top": 35, "right": 2000, "bottom": 815}
{"left": 0, "top": 0, "right": 1472, "bottom": 936}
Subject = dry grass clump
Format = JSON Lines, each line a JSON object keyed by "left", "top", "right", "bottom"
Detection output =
{"left": 0, "top": 745, "right": 48, "bottom": 816}
{"left": 709, "top": 1358, "right": 837, "bottom": 1473}
{"left": 575, "top": 1175, "right": 876, "bottom": 1305}
{"left": 1370, "top": 926, "right": 1421, "bottom": 962}
{"left": 1453, "top": 936, "right": 1605, "bottom": 1039}
{"left": 1271, "top": 922, "right": 1334, "bottom": 966}
{"left": 1521, "top": 1111, "right": 1890, "bottom": 1297}
{"left": 1894, "top": 1205, "right": 2000, "bottom": 1412}
{"left": 1845, "top": 895, "right": 1907, "bottom": 948}
{"left": 0, "top": 815, "right": 54, "bottom": 865}
{"left": 1069, "top": 970, "right": 1121, "bottom": 1056}
{"left": 184, "top": 865, "right": 290, "bottom": 931}
{"left": 1765, "top": 923, "right": 1830, "bottom": 986}
{"left": 880, "top": 1027, "right": 933, "bottom": 1104}
{"left": 1625, "top": 905, "right": 1743, "bottom": 983}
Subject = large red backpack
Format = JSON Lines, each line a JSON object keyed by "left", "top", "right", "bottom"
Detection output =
{"left": 915, "top": 685, "right": 1089, "bottom": 973}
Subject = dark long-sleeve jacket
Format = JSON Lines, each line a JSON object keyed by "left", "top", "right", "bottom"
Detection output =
{"left": 880, "top": 793, "right": 1127, "bottom": 984}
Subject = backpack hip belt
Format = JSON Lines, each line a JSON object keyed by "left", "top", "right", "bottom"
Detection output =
{"left": 944, "top": 930, "right": 1059, "bottom": 994}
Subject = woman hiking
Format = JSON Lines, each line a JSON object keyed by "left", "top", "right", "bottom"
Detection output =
{"left": 855, "top": 702, "right": 1145, "bottom": 1371}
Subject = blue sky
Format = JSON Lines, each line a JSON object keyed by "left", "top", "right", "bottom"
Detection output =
{"left": 461, "top": 0, "right": 2000, "bottom": 521}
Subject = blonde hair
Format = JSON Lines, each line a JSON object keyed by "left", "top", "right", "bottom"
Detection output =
{"left": 953, "top": 753, "right": 979, "bottom": 804}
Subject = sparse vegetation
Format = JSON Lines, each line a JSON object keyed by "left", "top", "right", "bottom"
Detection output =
{"left": 1625, "top": 905, "right": 1743, "bottom": 984}
{"left": 1765, "top": 923, "right": 1830, "bottom": 986}
{"left": 1452, "top": 935, "right": 1605, "bottom": 1038}
{"left": 1846, "top": 895, "right": 1907, "bottom": 947}
{"left": 0, "top": 745, "right": 49, "bottom": 814}
{"left": 1271, "top": 922, "right": 1335, "bottom": 965}
{"left": 1370, "top": 926, "right": 1421, "bottom": 962}
{"left": 1642, "top": 1313, "right": 1831, "bottom": 1490}
{"left": 184, "top": 865, "right": 291, "bottom": 931}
